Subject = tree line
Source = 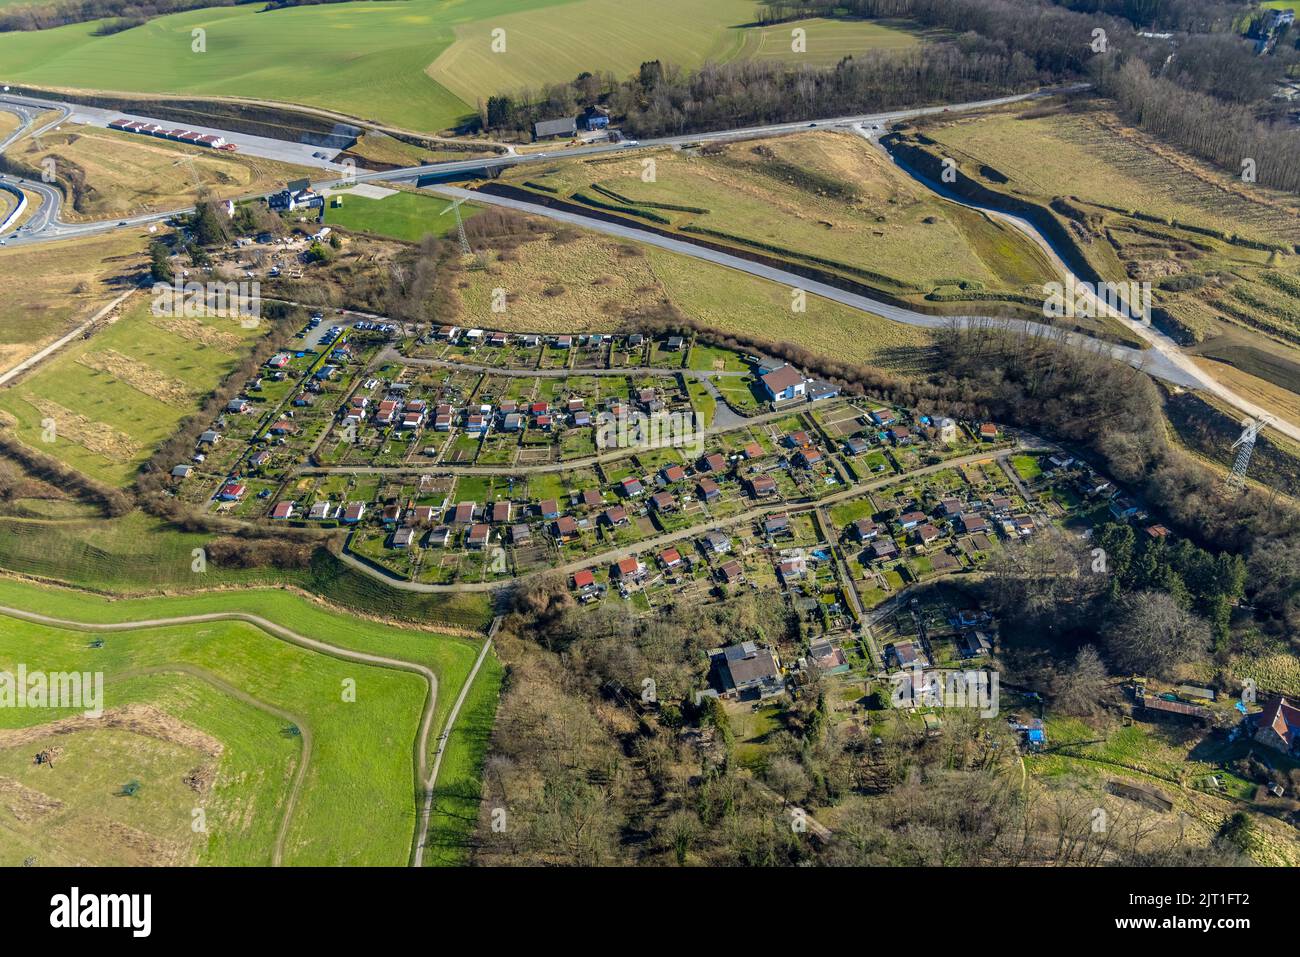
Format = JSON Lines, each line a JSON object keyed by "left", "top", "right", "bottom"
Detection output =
{"left": 480, "top": 0, "right": 1299, "bottom": 195}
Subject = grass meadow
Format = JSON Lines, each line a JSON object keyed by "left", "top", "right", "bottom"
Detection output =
{"left": 0, "top": 294, "right": 265, "bottom": 485}
{"left": 0, "top": 575, "right": 491, "bottom": 864}
{"left": 0, "top": 1, "right": 931, "bottom": 133}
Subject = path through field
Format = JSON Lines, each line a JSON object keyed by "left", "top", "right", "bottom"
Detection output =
{"left": 0, "top": 603, "right": 449, "bottom": 866}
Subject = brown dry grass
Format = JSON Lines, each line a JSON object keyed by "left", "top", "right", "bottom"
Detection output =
{"left": 22, "top": 395, "right": 142, "bottom": 459}
{"left": 77, "top": 348, "right": 194, "bottom": 406}
{"left": 0, "top": 703, "right": 223, "bottom": 757}
{"left": 149, "top": 313, "right": 242, "bottom": 351}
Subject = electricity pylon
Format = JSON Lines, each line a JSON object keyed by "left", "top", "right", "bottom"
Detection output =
{"left": 440, "top": 196, "right": 472, "bottom": 257}
{"left": 1227, "top": 416, "right": 1271, "bottom": 492}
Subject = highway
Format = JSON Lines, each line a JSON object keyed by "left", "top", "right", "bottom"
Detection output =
{"left": 2, "top": 83, "right": 1296, "bottom": 444}
{"left": 0, "top": 85, "right": 1085, "bottom": 247}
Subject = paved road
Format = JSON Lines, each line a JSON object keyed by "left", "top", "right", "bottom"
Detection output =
{"left": 0, "top": 86, "right": 1085, "bottom": 248}
{"left": 426, "top": 182, "right": 1201, "bottom": 389}
{"left": 0, "top": 288, "right": 133, "bottom": 385}
{"left": 0, "top": 602, "right": 444, "bottom": 866}
{"left": 859, "top": 125, "right": 1300, "bottom": 445}
{"left": 0, "top": 99, "right": 70, "bottom": 238}
{"left": 5, "top": 82, "right": 1289, "bottom": 440}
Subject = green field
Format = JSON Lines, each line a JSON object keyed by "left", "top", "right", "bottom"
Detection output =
{"left": 0, "top": 0, "right": 930, "bottom": 133}
{"left": 325, "top": 188, "right": 481, "bottom": 243}
{"left": 912, "top": 100, "right": 1300, "bottom": 412}
{"left": 0, "top": 576, "right": 489, "bottom": 865}
{"left": 0, "top": 294, "right": 264, "bottom": 486}
{"left": 0, "top": 508, "right": 495, "bottom": 627}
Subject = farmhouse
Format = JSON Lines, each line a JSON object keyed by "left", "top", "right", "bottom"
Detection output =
{"left": 852, "top": 519, "right": 880, "bottom": 541}
{"left": 582, "top": 104, "right": 611, "bottom": 130}
{"left": 650, "top": 491, "right": 676, "bottom": 513}
{"left": 912, "top": 523, "right": 941, "bottom": 544}
{"left": 716, "top": 560, "right": 744, "bottom": 585}
{"left": 959, "top": 630, "right": 992, "bottom": 658}
{"left": 764, "top": 514, "right": 791, "bottom": 537}
{"left": 886, "top": 641, "right": 922, "bottom": 669}
{"left": 871, "top": 538, "right": 899, "bottom": 561}
{"left": 217, "top": 483, "right": 246, "bottom": 502}
{"left": 808, "top": 639, "right": 847, "bottom": 673}
{"left": 702, "top": 531, "right": 731, "bottom": 555}
{"left": 268, "top": 187, "right": 323, "bottom": 211}
{"left": 777, "top": 557, "right": 807, "bottom": 584}
{"left": 659, "top": 464, "right": 686, "bottom": 485}
{"left": 898, "top": 511, "right": 926, "bottom": 530}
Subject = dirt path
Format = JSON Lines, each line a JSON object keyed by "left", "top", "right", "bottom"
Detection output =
{"left": 412, "top": 615, "right": 499, "bottom": 867}
{"left": 114, "top": 663, "right": 312, "bottom": 866}
{"left": 337, "top": 445, "right": 1034, "bottom": 593}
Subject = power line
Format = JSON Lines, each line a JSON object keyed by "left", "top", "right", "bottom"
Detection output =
{"left": 1227, "top": 416, "right": 1270, "bottom": 492}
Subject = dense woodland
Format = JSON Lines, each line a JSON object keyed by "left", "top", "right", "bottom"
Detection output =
{"left": 460, "top": 313, "right": 1296, "bottom": 866}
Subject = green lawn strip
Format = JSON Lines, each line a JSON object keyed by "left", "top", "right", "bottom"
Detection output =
{"left": 422, "top": 654, "right": 504, "bottom": 866}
